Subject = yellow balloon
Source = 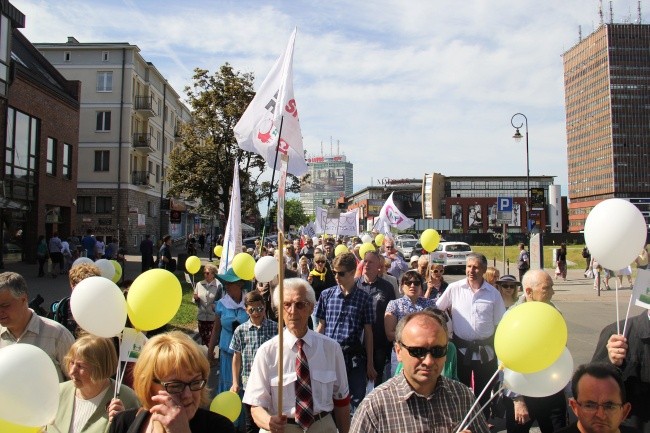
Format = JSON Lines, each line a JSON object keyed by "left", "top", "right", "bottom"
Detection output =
{"left": 209, "top": 391, "right": 242, "bottom": 422}
{"left": 0, "top": 419, "right": 42, "bottom": 433}
{"left": 495, "top": 302, "right": 567, "bottom": 374}
{"left": 185, "top": 255, "right": 201, "bottom": 274}
{"left": 335, "top": 244, "right": 349, "bottom": 256}
{"left": 126, "top": 269, "right": 182, "bottom": 331}
{"left": 110, "top": 260, "right": 122, "bottom": 284}
{"left": 359, "top": 242, "right": 376, "bottom": 258}
{"left": 214, "top": 245, "right": 223, "bottom": 258}
{"left": 232, "top": 253, "right": 255, "bottom": 280}
{"left": 420, "top": 229, "right": 441, "bottom": 252}
{"left": 375, "top": 234, "right": 385, "bottom": 246}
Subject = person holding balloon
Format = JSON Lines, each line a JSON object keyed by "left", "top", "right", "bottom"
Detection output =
{"left": 208, "top": 268, "right": 251, "bottom": 394}
{"left": 50, "top": 334, "right": 140, "bottom": 433}
{"left": 109, "top": 331, "right": 235, "bottom": 433}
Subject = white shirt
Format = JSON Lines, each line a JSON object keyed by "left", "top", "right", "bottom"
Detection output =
{"left": 194, "top": 279, "right": 223, "bottom": 321}
{"left": 243, "top": 328, "right": 349, "bottom": 417}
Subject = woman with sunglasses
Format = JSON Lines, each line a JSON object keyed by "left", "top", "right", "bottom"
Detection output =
{"left": 110, "top": 331, "right": 235, "bottom": 433}
{"left": 384, "top": 270, "right": 436, "bottom": 373}
{"left": 193, "top": 264, "right": 223, "bottom": 346}
{"left": 495, "top": 275, "right": 521, "bottom": 308}
{"left": 424, "top": 264, "right": 448, "bottom": 300}
{"left": 307, "top": 252, "right": 336, "bottom": 301}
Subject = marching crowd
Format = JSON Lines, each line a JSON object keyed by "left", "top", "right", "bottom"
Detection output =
{"left": 0, "top": 233, "right": 648, "bottom": 433}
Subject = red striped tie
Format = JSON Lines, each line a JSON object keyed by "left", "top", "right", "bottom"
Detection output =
{"left": 295, "top": 338, "right": 314, "bottom": 431}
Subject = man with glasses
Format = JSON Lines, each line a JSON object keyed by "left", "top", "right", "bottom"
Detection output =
{"left": 350, "top": 310, "right": 489, "bottom": 433}
{"left": 382, "top": 237, "right": 408, "bottom": 283}
{"left": 316, "top": 252, "right": 376, "bottom": 412}
{"left": 555, "top": 363, "right": 634, "bottom": 433}
{"left": 244, "top": 278, "right": 351, "bottom": 433}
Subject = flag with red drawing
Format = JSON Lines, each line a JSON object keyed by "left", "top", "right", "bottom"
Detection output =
{"left": 234, "top": 27, "right": 307, "bottom": 177}
{"left": 373, "top": 192, "right": 415, "bottom": 234}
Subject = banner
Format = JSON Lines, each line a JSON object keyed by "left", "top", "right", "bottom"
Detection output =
{"left": 633, "top": 268, "right": 650, "bottom": 309}
{"left": 234, "top": 28, "right": 307, "bottom": 176}
{"left": 315, "top": 207, "right": 359, "bottom": 236}
{"left": 301, "top": 222, "right": 316, "bottom": 238}
{"left": 373, "top": 193, "right": 415, "bottom": 234}
{"left": 218, "top": 161, "right": 242, "bottom": 273}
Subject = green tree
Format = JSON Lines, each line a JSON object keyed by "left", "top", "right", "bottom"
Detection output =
{"left": 270, "top": 198, "right": 309, "bottom": 232}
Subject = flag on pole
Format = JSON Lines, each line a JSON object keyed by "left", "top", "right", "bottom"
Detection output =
{"left": 373, "top": 192, "right": 415, "bottom": 234}
{"left": 276, "top": 154, "right": 289, "bottom": 232}
{"left": 234, "top": 27, "right": 307, "bottom": 177}
{"left": 218, "top": 161, "right": 242, "bottom": 274}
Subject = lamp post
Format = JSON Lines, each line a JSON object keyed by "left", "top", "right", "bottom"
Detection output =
{"left": 511, "top": 113, "right": 530, "bottom": 235}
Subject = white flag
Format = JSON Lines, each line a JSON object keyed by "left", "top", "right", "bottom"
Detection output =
{"left": 218, "top": 161, "right": 242, "bottom": 273}
{"left": 234, "top": 28, "right": 307, "bottom": 177}
{"left": 373, "top": 193, "right": 415, "bottom": 234}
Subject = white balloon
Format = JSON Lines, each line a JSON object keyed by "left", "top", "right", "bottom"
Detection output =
{"left": 72, "top": 256, "right": 94, "bottom": 268}
{"left": 94, "top": 259, "right": 116, "bottom": 280}
{"left": 584, "top": 199, "right": 647, "bottom": 270}
{"left": 361, "top": 234, "right": 373, "bottom": 244}
{"left": 504, "top": 348, "right": 573, "bottom": 397}
{"left": 254, "top": 256, "right": 279, "bottom": 283}
{"left": 0, "top": 344, "right": 60, "bottom": 426}
{"left": 70, "top": 276, "right": 127, "bottom": 338}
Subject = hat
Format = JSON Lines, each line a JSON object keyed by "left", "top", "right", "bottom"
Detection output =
{"left": 410, "top": 255, "right": 420, "bottom": 264}
{"left": 216, "top": 268, "right": 253, "bottom": 291}
{"left": 496, "top": 275, "right": 521, "bottom": 285}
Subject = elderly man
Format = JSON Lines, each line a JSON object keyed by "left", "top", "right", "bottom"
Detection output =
{"left": 350, "top": 310, "right": 489, "bottom": 433}
{"left": 556, "top": 363, "right": 633, "bottom": 433}
{"left": 382, "top": 237, "right": 408, "bottom": 283}
{"left": 356, "top": 250, "right": 396, "bottom": 386}
{"left": 244, "top": 278, "right": 350, "bottom": 433}
{"left": 0, "top": 272, "right": 74, "bottom": 381}
{"left": 436, "top": 252, "right": 506, "bottom": 418}
{"left": 505, "top": 269, "right": 567, "bottom": 433}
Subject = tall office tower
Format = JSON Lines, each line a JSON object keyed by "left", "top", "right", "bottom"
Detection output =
{"left": 563, "top": 24, "right": 650, "bottom": 232}
{"left": 300, "top": 153, "right": 353, "bottom": 217}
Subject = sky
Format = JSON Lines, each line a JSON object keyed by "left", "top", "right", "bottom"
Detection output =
{"left": 10, "top": 0, "right": 647, "bottom": 196}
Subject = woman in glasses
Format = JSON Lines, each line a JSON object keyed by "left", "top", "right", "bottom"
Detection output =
{"left": 307, "top": 252, "right": 335, "bottom": 301}
{"left": 384, "top": 270, "right": 436, "bottom": 373}
{"left": 50, "top": 334, "right": 140, "bottom": 433}
{"left": 495, "top": 274, "right": 521, "bottom": 308}
{"left": 424, "top": 264, "right": 448, "bottom": 300}
{"left": 110, "top": 331, "right": 235, "bottom": 433}
{"left": 193, "top": 263, "right": 223, "bottom": 346}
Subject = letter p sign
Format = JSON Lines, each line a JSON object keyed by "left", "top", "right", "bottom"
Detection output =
{"left": 498, "top": 197, "right": 513, "bottom": 212}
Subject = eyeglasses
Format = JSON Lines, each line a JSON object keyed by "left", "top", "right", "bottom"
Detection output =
{"left": 385, "top": 245, "right": 394, "bottom": 249}
{"left": 575, "top": 401, "right": 625, "bottom": 414}
{"left": 204, "top": 272, "right": 212, "bottom": 275}
{"left": 315, "top": 260, "right": 326, "bottom": 264}
{"left": 431, "top": 269, "right": 443, "bottom": 274}
{"left": 283, "top": 301, "right": 310, "bottom": 311}
{"left": 403, "top": 280, "right": 421, "bottom": 287}
{"left": 399, "top": 342, "right": 448, "bottom": 359}
{"left": 153, "top": 378, "right": 207, "bottom": 394}
{"left": 334, "top": 269, "right": 351, "bottom": 277}
{"left": 247, "top": 306, "right": 265, "bottom": 314}
{"left": 500, "top": 283, "right": 518, "bottom": 289}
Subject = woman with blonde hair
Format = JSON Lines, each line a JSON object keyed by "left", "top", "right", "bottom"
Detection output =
{"left": 424, "top": 263, "right": 448, "bottom": 300}
{"left": 50, "top": 334, "right": 140, "bottom": 433}
{"left": 484, "top": 266, "right": 500, "bottom": 286}
{"left": 110, "top": 331, "right": 234, "bottom": 433}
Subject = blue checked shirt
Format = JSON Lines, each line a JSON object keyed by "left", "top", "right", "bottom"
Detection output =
{"left": 316, "top": 285, "right": 374, "bottom": 364}
{"left": 229, "top": 318, "right": 278, "bottom": 389}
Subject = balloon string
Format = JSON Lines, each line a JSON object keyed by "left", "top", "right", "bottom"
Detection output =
{"left": 622, "top": 287, "right": 635, "bottom": 338}
{"left": 455, "top": 365, "right": 502, "bottom": 433}
{"left": 615, "top": 279, "right": 620, "bottom": 335}
{"left": 459, "top": 384, "right": 505, "bottom": 432}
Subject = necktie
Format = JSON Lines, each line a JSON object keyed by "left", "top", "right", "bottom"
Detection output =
{"left": 295, "top": 338, "right": 314, "bottom": 431}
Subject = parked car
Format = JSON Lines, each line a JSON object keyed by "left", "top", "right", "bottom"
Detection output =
{"left": 396, "top": 233, "right": 416, "bottom": 240}
{"left": 429, "top": 241, "right": 473, "bottom": 273}
{"left": 396, "top": 238, "right": 419, "bottom": 260}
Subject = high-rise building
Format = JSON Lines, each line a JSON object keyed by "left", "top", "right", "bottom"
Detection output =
{"left": 34, "top": 38, "right": 191, "bottom": 248}
{"left": 300, "top": 153, "right": 353, "bottom": 216}
{"left": 563, "top": 23, "right": 650, "bottom": 232}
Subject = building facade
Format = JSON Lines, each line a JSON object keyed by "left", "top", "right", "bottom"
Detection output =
{"left": 563, "top": 23, "right": 650, "bottom": 232}
{"left": 299, "top": 153, "right": 353, "bottom": 216}
{"left": 34, "top": 38, "right": 191, "bottom": 249}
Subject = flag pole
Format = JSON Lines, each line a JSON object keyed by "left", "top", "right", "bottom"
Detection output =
{"left": 259, "top": 117, "right": 285, "bottom": 256}
{"left": 277, "top": 230, "right": 285, "bottom": 417}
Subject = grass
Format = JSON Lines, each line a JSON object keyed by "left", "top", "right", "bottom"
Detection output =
{"left": 169, "top": 268, "right": 200, "bottom": 330}
{"left": 473, "top": 244, "right": 589, "bottom": 270}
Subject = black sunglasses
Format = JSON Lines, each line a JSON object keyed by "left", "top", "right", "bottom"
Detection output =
{"left": 334, "top": 269, "right": 351, "bottom": 277}
{"left": 247, "top": 306, "right": 264, "bottom": 313}
{"left": 399, "top": 342, "right": 448, "bottom": 359}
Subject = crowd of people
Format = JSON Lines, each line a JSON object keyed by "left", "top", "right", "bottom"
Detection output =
{"left": 1, "top": 232, "right": 649, "bottom": 433}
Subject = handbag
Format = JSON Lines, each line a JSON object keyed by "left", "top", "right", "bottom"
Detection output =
{"left": 585, "top": 269, "right": 594, "bottom": 279}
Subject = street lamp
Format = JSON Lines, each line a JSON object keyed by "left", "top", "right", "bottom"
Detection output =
{"left": 511, "top": 113, "right": 530, "bottom": 235}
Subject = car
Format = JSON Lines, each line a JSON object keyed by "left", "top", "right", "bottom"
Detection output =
{"left": 396, "top": 233, "right": 416, "bottom": 240}
{"left": 429, "top": 241, "right": 473, "bottom": 273}
{"left": 395, "top": 238, "right": 419, "bottom": 260}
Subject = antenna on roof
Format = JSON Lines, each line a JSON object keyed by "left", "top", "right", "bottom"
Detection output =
{"left": 610, "top": 1, "right": 614, "bottom": 24}
{"left": 337, "top": 139, "right": 340, "bottom": 155}
{"left": 579, "top": 25, "right": 583, "bottom": 41}
{"left": 330, "top": 136, "right": 333, "bottom": 156}
{"left": 638, "top": 0, "right": 642, "bottom": 24}
{"left": 320, "top": 140, "right": 323, "bottom": 156}
{"left": 599, "top": 0, "right": 604, "bottom": 25}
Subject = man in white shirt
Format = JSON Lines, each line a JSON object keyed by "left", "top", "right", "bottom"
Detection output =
{"left": 244, "top": 278, "right": 351, "bottom": 433}
{"left": 436, "top": 253, "right": 506, "bottom": 419}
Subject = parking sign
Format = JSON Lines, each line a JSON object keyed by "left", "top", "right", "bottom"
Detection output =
{"left": 497, "top": 197, "right": 513, "bottom": 223}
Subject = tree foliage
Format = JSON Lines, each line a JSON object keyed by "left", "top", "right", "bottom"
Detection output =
{"left": 167, "top": 64, "right": 304, "bottom": 227}
{"left": 270, "top": 198, "right": 310, "bottom": 232}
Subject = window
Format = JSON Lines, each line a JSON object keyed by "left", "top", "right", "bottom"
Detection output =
{"left": 5, "top": 107, "right": 38, "bottom": 201}
{"left": 94, "top": 150, "right": 109, "bottom": 171}
{"left": 96, "top": 196, "right": 112, "bottom": 213}
{"left": 156, "top": 164, "right": 160, "bottom": 183}
{"left": 64, "top": 51, "right": 71, "bottom": 62}
{"left": 62, "top": 143, "right": 72, "bottom": 179}
{"left": 148, "top": 160, "right": 153, "bottom": 174}
{"left": 77, "top": 196, "right": 92, "bottom": 214}
{"left": 96, "top": 71, "right": 113, "bottom": 92}
{"left": 102, "top": 51, "right": 109, "bottom": 62}
{"left": 96, "top": 111, "right": 111, "bottom": 131}
{"left": 46, "top": 137, "right": 56, "bottom": 175}
{"left": 148, "top": 201, "right": 156, "bottom": 217}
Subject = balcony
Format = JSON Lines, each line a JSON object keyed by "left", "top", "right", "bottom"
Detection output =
{"left": 132, "top": 171, "right": 155, "bottom": 189}
{"left": 134, "top": 95, "right": 155, "bottom": 118}
{"left": 132, "top": 133, "right": 155, "bottom": 153}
